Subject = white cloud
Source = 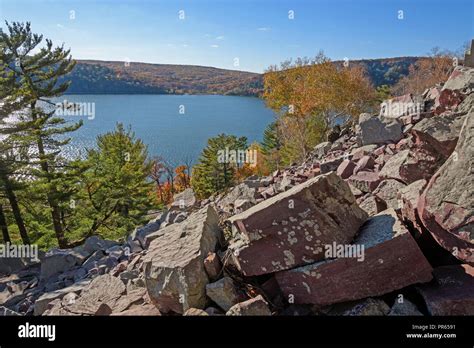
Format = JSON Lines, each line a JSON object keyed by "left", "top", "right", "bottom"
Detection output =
{"left": 215, "top": 35, "right": 225, "bottom": 40}
{"left": 210, "top": 44, "right": 219, "bottom": 48}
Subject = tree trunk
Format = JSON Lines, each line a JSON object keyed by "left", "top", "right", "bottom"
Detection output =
{"left": 2, "top": 178, "right": 30, "bottom": 244}
{"left": 31, "top": 103, "right": 67, "bottom": 248}
{"left": 0, "top": 203, "right": 11, "bottom": 243}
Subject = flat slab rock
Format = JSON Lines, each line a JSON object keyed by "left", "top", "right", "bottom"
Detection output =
{"left": 227, "top": 172, "right": 368, "bottom": 276}
{"left": 418, "top": 264, "right": 474, "bottom": 315}
{"left": 275, "top": 208, "right": 433, "bottom": 306}
{"left": 418, "top": 113, "right": 474, "bottom": 263}
{"left": 143, "top": 206, "right": 222, "bottom": 314}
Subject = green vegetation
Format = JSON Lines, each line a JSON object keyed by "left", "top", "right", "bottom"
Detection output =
{"left": 262, "top": 52, "right": 376, "bottom": 167}
{"left": 60, "top": 57, "right": 427, "bottom": 96}
{"left": 191, "top": 134, "right": 248, "bottom": 199}
{"left": 0, "top": 22, "right": 156, "bottom": 249}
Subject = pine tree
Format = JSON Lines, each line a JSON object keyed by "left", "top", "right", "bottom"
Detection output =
{"left": 191, "top": 134, "right": 248, "bottom": 198}
{"left": 77, "top": 123, "right": 154, "bottom": 240}
{"left": 1, "top": 22, "right": 82, "bottom": 247}
{"left": 260, "top": 122, "right": 282, "bottom": 171}
{"left": 0, "top": 25, "right": 32, "bottom": 244}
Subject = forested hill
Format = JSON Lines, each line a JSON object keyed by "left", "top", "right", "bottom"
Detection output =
{"left": 63, "top": 57, "right": 422, "bottom": 96}
{"left": 63, "top": 60, "right": 263, "bottom": 96}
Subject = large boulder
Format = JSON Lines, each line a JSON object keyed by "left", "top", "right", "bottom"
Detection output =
{"left": 356, "top": 113, "right": 403, "bottom": 145}
{"left": 275, "top": 209, "right": 433, "bottom": 306}
{"left": 412, "top": 112, "right": 466, "bottom": 154}
{"left": 379, "top": 130, "right": 449, "bottom": 184}
{"left": 418, "top": 113, "right": 474, "bottom": 263}
{"left": 170, "top": 188, "right": 197, "bottom": 210}
{"left": 418, "top": 264, "right": 474, "bottom": 315}
{"left": 205, "top": 277, "right": 241, "bottom": 311}
{"left": 442, "top": 66, "right": 474, "bottom": 92}
{"left": 227, "top": 172, "right": 368, "bottom": 276}
{"left": 143, "top": 206, "right": 222, "bottom": 314}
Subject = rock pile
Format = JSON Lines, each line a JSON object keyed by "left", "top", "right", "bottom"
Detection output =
{"left": 1, "top": 66, "right": 473, "bottom": 316}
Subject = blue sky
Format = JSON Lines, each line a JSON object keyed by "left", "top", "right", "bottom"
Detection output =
{"left": 1, "top": 0, "right": 472, "bottom": 73}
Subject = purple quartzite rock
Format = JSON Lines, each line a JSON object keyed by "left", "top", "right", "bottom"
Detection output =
{"left": 227, "top": 172, "right": 368, "bottom": 276}
{"left": 275, "top": 208, "right": 433, "bottom": 306}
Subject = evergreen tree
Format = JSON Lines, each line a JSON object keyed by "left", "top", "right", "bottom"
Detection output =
{"left": 1, "top": 22, "right": 82, "bottom": 247}
{"left": 191, "top": 134, "right": 248, "bottom": 198}
{"left": 77, "top": 123, "right": 154, "bottom": 240}
{"left": 0, "top": 24, "right": 33, "bottom": 244}
{"left": 260, "top": 122, "right": 282, "bottom": 171}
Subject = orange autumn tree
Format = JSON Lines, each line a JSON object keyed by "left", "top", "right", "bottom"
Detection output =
{"left": 391, "top": 48, "right": 457, "bottom": 96}
{"left": 149, "top": 157, "right": 190, "bottom": 206}
{"left": 263, "top": 51, "right": 375, "bottom": 165}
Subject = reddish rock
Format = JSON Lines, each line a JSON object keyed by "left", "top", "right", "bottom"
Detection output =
{"left": 418, "top": 264, "right": 474, "bottom": 315}
{"left": 228, "top": 172, "right": 368, "bottom": 276}
{"left": 204, "top": 252, "right": 222, "bottom": 281}
{"left": 435, "top": 89, "right": 464, "bottom": 115}
{"left": 275, "top": 209, "right": 433, "bottom": 306}
{"left": 372, "top": 179, "right": 407, "bottom": 210}
{"left": 418, "top": 113, "right": 474, "bottom": 263}
{"left": 348, "top": 171, "right": 381, "bottom": 193}
{"left": 380, "top": 131, "right": 448, "bottom": 184}
{"left": 336, "top": 160, "right": 357, "bottom": 179}
{"left": 353, "top": 155, "right": 375, "bottom": 174}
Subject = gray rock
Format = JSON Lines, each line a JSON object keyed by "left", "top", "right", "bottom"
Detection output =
{"left": 40, "top": 250, "right": 84, "bottom": 280}
{"left": 0, "top": 306, "right": 22, "bottom": 316}
{"left": 143, "top": 206, "right": 222, "bottom": 314}
{"left": 343, "top": 298, "right": 390, "bottom": 316}
{"left": 356, "top": 113, "right": 403, "bottom": 145}
{"left": 170, "top": 188, "right": 197, "bottom": 210}
{"left": 130, "top": 214, "right": 163, "bottom": 248}
{"left": 217, "top": 183, "right": 258, "bottom": 212}
{"left": 442, "top": 66, "right": 474, "bottom": 92}
{"left": 83, "top": 236, "right": 119, "bottom": 255}
{"left": 34, "top": 279, "right": 91, "bottom": 316}
{"left": 388, "top": 298, "right": 423, "bottom": 316}
{"left": 313, "top": 141, "right": 332, "bottom": 159}
{"left": 372, "top": 179, "right": 407, "bottom": 210}
{"left": 206, "top": 277, "right": 241, "bottom": 311}
{"left": 413, "top": 112, "right": 466, "bottom": 152}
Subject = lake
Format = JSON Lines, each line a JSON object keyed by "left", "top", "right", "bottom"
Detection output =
{"left": 56, "top": 95, "right": 276, "bottom": 165}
